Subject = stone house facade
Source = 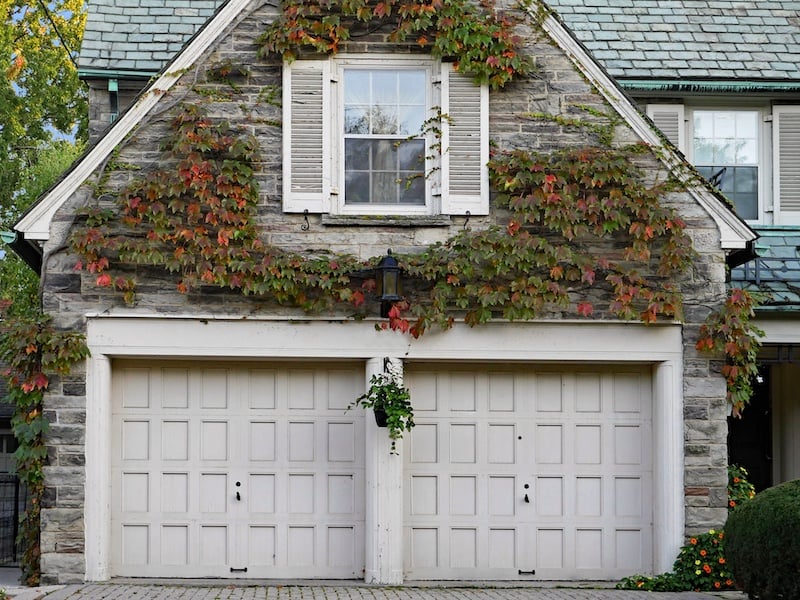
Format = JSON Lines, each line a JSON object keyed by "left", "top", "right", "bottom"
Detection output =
{"left": 12, "top": 0, "right": 755, "bottom": 585}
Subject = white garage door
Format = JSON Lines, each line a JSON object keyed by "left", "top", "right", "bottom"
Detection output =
{"left": 110, "top": 361, "right": 365, "bottom": 578}
{"left": 404, "top": 365, "right": 653, "bottom": 580}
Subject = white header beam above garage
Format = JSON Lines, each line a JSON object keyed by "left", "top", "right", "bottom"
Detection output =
{"left": 86, "top": 316, "right": 683, "bottom": 363}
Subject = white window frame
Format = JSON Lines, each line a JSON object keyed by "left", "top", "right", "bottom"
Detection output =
{"left": 282, "top": 56, "right": 489, "bottom": 217}
{"left": 687, "top": 106, "right": 768, "bottom": 224}
{"left": 332, "top": 55, "right": 438, "bottom": 216}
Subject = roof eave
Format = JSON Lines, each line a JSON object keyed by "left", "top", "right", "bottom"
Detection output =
{"left": 537, "top": 9, "right": 756, "bottom": 252}
{"left": 15, "top": 0, "right": 252, "bottom": 250}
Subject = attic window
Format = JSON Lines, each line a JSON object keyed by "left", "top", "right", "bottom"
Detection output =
{"left": 282, "top": 55, "right": 489, "bottom": 218}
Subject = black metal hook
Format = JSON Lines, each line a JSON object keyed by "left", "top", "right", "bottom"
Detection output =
{"left": 463, "top": 210, "right": 471, "bottom": 230}
{"left": 301, "top": 209, "right": 310, "bottom": 231}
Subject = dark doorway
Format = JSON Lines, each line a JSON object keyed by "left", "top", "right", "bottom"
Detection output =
{"left": 728, "top": 365, "right": 772, "bottom": 492}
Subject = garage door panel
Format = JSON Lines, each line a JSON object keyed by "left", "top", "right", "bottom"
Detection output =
{"left": 111, "top": 361, "right": 365, "bottom": 578}
{"left": 404, "top": 366, "right": 653, "bottom": 580}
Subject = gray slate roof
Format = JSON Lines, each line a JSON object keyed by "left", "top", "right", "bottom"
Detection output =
{"left": 78, "top": 0, "right": 223, "bottom": 75}
{"left": 545, "top": 0, "right": 800, "bottom": 82}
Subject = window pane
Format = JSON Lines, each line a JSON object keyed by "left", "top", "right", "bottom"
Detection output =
{"left": 345, "top": 107, "right": 370, "bottom": 134}
{"left": 737, "top": 139, "right": 758, "bottom": 164}
{"left": 345, "top": 139, "right": 371, "bottom": 171}
{"left": 345, "top": 171, "right": 370, "bottom": 204}
{"left": 693, "top": 138, "right": 714, "bottom": 164}
{"left": 372, "top": 140, "right": 398, "bottom": 171}
{"left": 372, "top": 172, "right": 399, "bottom": 203}
{"left": 693, "top": 112, "right": 713, "bottom": 138}
{"left": 398, "top": 139, "right": 425, "bottom": 171}
{"left": 398, "top": 105, "right": 425, "bottom": 135}
{"left": 371, "top": 105, "right": 399, "bottom": 135}
{"left": 736, "top": 112, "right": 758, "bottom": 138}
{"left": 399, "top": 174, "right": 425, "bottom": 204}
{"left": 373, "top": 71, "right": 398, "bottom": 105}
{"left": 734, "top": 165, "right": 757, "bottom": 194}
{"left": 713, "top": 139, "right": 736, "bottom": 165}
{"left": 344, "top": 70, "right": 370, "bottom": 104}
{"left": 400, "top": 71, "right": 426, "bottom": 103}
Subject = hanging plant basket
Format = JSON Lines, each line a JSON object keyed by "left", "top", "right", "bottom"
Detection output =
{"left": 349, "top": 373, "right": 415, "bottom": 453}
{"left": 374, "top": 407, "right": 389, "bottom": 427}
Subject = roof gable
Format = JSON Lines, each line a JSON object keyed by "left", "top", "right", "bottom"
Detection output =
{"left": 16, "top": 0, "right": 755, "bottom": 252}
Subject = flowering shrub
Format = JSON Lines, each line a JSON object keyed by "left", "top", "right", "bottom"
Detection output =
{"left": 727, "top": 464, "right": 756, "bottom": 511}
{"left": 617, "top": 530, "right": 735, "bottom": 592}
{"left": 618, "top": 465, "right": 758, "bottom": 592}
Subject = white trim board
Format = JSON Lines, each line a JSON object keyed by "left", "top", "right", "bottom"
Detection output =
{"left": 83, "top": 317, "right": 684, "bottom": 580}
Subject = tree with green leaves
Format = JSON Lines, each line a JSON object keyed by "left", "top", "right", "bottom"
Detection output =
{"left": 1, "top": 0, "right": 86, "bottom": 228}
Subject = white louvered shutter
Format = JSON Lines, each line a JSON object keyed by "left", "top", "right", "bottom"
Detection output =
{"left": 283, "top": 60, "right": 331, "bottom": 213}
{"left": 646, "top": 104, "right": 686, "bottom": 153}
{"left": 774, "top": 106, "right": 800, "bottom": 225}
{"left": 441, "top": 65, "right": 489, "bottom": 215}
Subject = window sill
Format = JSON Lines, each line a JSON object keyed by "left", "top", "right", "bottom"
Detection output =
{"left": 321, "top": 214, "right": 454, "bottom": 227}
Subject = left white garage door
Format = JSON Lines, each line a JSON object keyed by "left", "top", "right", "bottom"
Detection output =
{"left": 110, "top": 360, "right": 365, "bottom": 578}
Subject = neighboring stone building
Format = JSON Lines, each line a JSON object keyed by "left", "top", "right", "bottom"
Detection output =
{"left": 10, "top": 0, "right": 755, "bottom": 586}
{"left": 547, "top": 0, "right": 800, "bottom": 493}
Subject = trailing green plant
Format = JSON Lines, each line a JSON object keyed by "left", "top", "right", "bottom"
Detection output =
{"left": 697, "top": 288, "right": 764, "bottom": 416}
{"left": 617, "top": 529, "right": 735, "bottom": 592}
{"left": 725, "top": 479, "right": 800, "bottom": 600}
{"left": 348, "top": 373, "right": 414, "bottom": 453}
{"left": 258, "top": 0, "right": 531, "bottom": 88}
{"left": 727, "top": 464, "right": 756, "bottom": 512}
{"left": 0, "top": 304, "right": 89, "bottom": 585}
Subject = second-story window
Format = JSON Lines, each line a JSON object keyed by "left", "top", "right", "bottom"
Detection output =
{"left": 343, "top": 68, "right": 427, "bottom": 207}
{"left": 692, "top": 110, "right": 759, "bottom": 220}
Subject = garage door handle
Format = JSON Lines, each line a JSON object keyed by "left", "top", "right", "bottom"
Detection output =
{"left": 235, "top": 481, "right": 241, "bottom": 501}
{"left": 524, "top": 493, "right": 529, "bottom": 503}
{"left": 236, "top": 491, "right": 241, "bottom": 501}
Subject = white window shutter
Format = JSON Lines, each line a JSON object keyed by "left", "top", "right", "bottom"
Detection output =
{"left": 283, "top": 60, "right": 331, "bottom": 213}
{"left": 646, "top": 104, "right": 686, "bottom": 153}
{"left": 774, "top": 106, "right": 800, "bottom": 225}
{"left": 441, "top": 65, "right": 489, "bottom": 215}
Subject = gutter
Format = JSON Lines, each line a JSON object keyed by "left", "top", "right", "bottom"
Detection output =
{"left": 78, "top": 68, "right": 159, "bottom": 80}
{"left": 618, "top": 79, "right": 800, "bottom": 94}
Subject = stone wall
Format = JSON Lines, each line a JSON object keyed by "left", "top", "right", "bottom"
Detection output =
{"left": 38, "top": 0, "right": 730, "bottom": 583}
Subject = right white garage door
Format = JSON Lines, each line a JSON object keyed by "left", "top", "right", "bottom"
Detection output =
{"left": 404, "top": 365, "right": 653, "bottom": 580}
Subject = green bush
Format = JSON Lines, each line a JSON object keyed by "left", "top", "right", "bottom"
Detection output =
{"left": 617, "top": 530, "right": 735, "bottom": 592}
{"left": 725, "top": 479, "right": 800, "bottom": 600}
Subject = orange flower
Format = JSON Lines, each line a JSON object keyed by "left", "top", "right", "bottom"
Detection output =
{"left": 719, "top": 558, "right": 726, "bottom": 564}
{"left": 729, "top": 500, "right": 736, "bottom": 507}
{"left": 714, "top": 581, "right": 721, "bottom": 589}
{"left": 726, "top": 579, "right": 734, "bottom": 586}
{"left": 690, "top": 538, "right": 698, "bottom": 545}
{"left": 733, "top": 477, "right": 740, "bottom": 483}
{"left": 703, "top": 564, "right": 712, "bottom": 574}
{"left": 700, "top": 549, "right": 707, "bottom": 556}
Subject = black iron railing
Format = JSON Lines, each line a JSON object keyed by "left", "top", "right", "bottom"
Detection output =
{"left": 731, "top": 257, "right": 800, "bottom": 285}
{"left": 0, "top": 474, "right": 26, "bottom": 564}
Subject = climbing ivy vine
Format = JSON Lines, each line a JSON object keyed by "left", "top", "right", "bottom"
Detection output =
{"left": 0, "top": 306, "right": 89, "bottom": 585}
{"left": 258, "top": 0, "right": 532, "bottom": 88}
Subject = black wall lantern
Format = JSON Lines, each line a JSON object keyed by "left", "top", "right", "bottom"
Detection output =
{"left": 376, "top": 249, "right": 401, "bottom": 318}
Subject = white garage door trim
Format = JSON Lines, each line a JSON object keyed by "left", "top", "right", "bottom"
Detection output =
{"left": 84, "top": 316, "right": 684, "bottom": 581}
